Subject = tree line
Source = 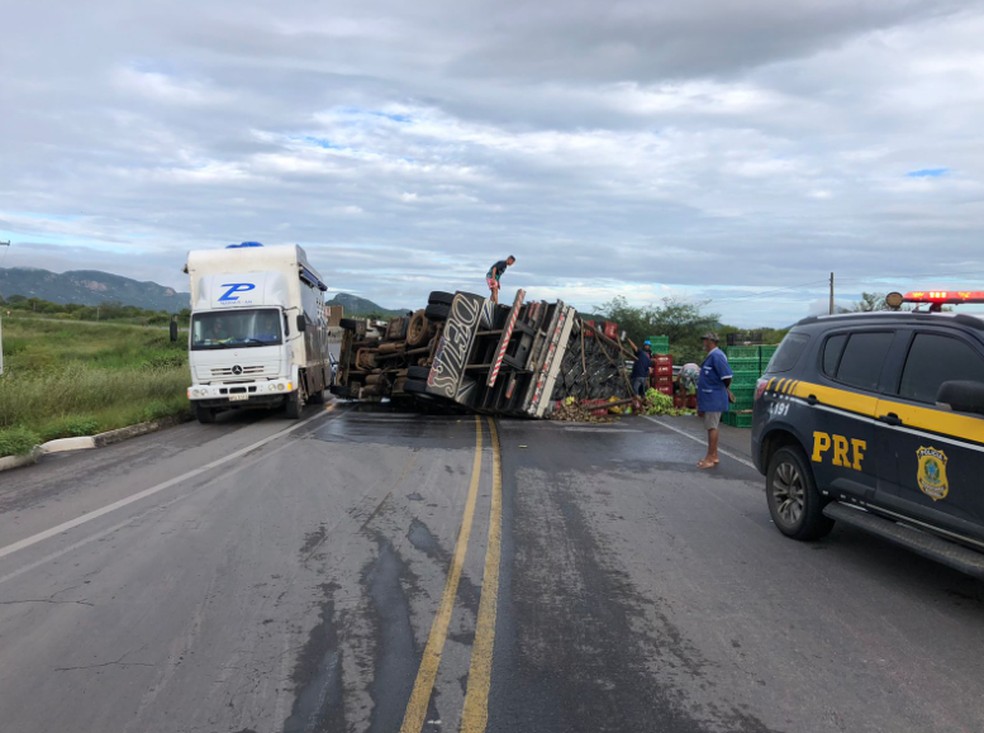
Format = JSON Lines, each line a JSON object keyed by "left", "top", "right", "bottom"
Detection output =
{"left": 0, "top": 293, "right": 188, "bottom": 325}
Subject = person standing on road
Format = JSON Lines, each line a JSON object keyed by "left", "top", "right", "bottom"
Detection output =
{"left": 486, "top": 255, "right": 516, "bottom": 304}
{"left": 696, "top": 332, "right": 733, "bottom": 469}
{"left": 630, "top": 339, "right": 652, "bottom": 397}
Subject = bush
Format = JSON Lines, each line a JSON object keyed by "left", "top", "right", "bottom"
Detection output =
{"left": 38, "top": 416, "right": 101, "bottom": 442}
{"left": 0, "top": 426, "right": 41, "bottom": 456}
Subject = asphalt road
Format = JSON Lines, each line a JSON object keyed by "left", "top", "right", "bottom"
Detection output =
{"left": 1, "top": 403, "right": 984, "bottom": 732}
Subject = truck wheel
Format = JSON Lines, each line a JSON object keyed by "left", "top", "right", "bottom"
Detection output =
{"left": 406, "top": 309, "right": 430, "bottom": 347}
{"left": 196, "top": 404, "right": 216, "bottom": 424}
{"left": 428, "top": 291, "right": 454, "bottom": 305}
{"left": 285, "top": 390, "right": 305, "bottom": 419}
{"left": 766, "top": 446, "right": 834, "bottom": 540}
{"left": 424, "top": 303, "right": 450, "bottom": 322}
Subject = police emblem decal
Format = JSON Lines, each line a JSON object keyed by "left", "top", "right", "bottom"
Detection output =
{"left": 916, "top": 446, "right": 949, "bottom": 501}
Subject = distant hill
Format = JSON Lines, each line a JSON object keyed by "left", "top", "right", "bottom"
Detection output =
{"left": 327, "top": 292, "right": 407, "bottom": 318}
{"left": 0, "top": 266, "right": 405, "bottom": 317}
{"left": 0, "top": 267, "right": 188, "bottom": 312}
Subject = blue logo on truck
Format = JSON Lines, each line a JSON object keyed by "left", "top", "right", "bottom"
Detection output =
{"left": 219, "top": 282, "right": 257, "bottom": 302}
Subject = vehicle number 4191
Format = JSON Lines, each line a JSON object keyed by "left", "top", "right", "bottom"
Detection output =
{"left": 768, "top": 402, "right": 789, "bottom": 418}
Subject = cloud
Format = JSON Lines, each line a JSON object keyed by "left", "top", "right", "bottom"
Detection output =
{"left": 1, "top": 0, "right": 983, "bottom": 327}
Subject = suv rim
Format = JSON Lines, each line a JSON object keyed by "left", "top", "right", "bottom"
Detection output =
{"left": 772, "top": 461, "right": 805, "bottom": 524}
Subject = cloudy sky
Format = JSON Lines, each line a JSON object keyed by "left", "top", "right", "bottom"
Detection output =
{"left": 2, "top": 0, "right": 983, "bottom": 326}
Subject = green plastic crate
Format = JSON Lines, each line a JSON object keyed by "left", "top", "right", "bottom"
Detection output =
{"left": 731, "top": 387, "right": 756, "bottom": 411}
{"left": 725, "top": 346, "right": 758, "bottom": 358}
{"left": 648, "top": 335, "right": 670, "bottom": 354}
{"left": 723, "top": 410, "right": 754, "bottom": 428}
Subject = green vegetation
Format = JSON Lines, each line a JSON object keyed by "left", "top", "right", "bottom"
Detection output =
{"left": 596, "top": 295, "right": 788, "bottom": 364}
{"left": 0, "top": 311, "right": 189, "bottom": 457}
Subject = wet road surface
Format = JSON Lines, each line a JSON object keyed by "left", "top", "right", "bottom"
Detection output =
{"left": 2, "top": 402, "right": 984, "bottom": 732}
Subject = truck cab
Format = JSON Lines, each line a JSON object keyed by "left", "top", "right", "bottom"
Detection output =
{"left": 185, "top": 243, "right": 331, "bottom": 423}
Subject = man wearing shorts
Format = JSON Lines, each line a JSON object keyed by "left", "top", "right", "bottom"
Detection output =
{"left": 486, "top": 255, "right": 516, "bottom": 304}
{"left": 696, "top": 332, "right": 733, "bottom": 469}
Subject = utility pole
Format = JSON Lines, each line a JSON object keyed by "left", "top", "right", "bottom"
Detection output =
{"left": 829, "top": 272, "right": 835, "bottom": 315}
{"left": 0, "top": 240, "right": 9, "bottom": 375}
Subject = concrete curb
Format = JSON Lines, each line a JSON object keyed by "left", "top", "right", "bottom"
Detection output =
{"left": 0, "top": 414, "right": 190, "bottom": 473}
{"left": 41, "top": 436, "right": 97, "bottom": 454}
{"left": 0, "top": 446, "right": 44, "bottom": 472}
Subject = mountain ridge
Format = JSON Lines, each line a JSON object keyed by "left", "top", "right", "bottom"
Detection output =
{"left": 0, "top": 267, "right": 405, "bottom": 317}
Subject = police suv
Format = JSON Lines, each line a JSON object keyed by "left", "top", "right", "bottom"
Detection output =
{"left": 752, "top": 291, "right": 984, "bottom": 578}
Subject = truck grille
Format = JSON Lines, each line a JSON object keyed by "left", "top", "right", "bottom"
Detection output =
{"left": 210, "top": 365, "right": 271, "bottom": 379}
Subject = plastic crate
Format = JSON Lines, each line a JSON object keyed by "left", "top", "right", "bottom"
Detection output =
{"left": 725, "top": 346, "right": 758, "bottom": 358}
{"left": 723, "top": 410, "right": 754, "bottom": 428}
{"left": 649, "top": 335, "right": 670, "bottom": 354}
{"left": 731, "top": 365, "right": 762, "bottom": 384}
{"left": 654, "top": 364, "right": 673, "bottom": 376}
{"left": 759, "top": 344, "right": 779, "bottom": 369}
{"left": 653, "top": 354, "right": 673, "bottom": 365}
{"left": 731, "top": 387, "right": 756, "bottom": 411}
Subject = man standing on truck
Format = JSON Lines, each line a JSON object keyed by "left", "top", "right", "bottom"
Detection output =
{"left": 486, "top": 255, "right": 516, "bottom": 304}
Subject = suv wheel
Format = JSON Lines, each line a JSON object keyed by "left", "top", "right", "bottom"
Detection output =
{"left": 766, "top": 446, "right": 834, "bottom": 540}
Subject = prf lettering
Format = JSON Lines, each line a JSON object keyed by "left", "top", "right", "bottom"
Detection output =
{"left": 811, "top": 431, "right": 866, "bottom": 471}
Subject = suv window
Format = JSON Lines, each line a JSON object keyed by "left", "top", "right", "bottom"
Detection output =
{"left": 824, "top": 331, "right": 894, "bottom": 391}
{"left": 822, "top": 333, "right": 847, "bottom": 375}
{"left": 768, "top": 332, "right": 809, "bottom": 372}
{"left": 898, "top": 332, "right": 984, "bottom": 403}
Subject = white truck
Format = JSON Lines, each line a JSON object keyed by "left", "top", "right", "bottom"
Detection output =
{"left": 184, "top": 242, "right": 332, "bottom": 423}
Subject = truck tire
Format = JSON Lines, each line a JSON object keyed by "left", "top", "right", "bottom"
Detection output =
{"left": 428, "top": 291, "right": 454, "bottom": 306}
{"left": 424, "top": 303, "right": 450, "bottom": 322}
{"left": 766, "top": 446, "right": 834, "bottom": 540}
{"left": 406, "top": 310, "right": 430, "bottom": 347}
{"left": 285, "top": 389, "right": 305, "bottom": 419}
{"left": 407, "top": 365, "right": 431, "bottom": 381}
{"left": 196, "top": 404, "right": 216, "bottom": 424}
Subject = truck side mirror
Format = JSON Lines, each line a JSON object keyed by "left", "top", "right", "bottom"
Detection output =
{"left": 296, "top": 314, "right": 307, "bottom": 332}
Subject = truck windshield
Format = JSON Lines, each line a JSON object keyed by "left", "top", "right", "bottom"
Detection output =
{"left": 191, "top": 309, "right": 283, "bottom": 350}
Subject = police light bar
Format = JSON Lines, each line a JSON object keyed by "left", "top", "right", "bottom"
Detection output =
{"left": 901, "top": 290, "right": 984, "bottom": 305}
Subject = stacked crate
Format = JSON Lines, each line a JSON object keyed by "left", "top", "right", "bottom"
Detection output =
{"left": 648, "top": 335, "right": 670, "bottom": 354}
{"left": 652, "top": 353, "right": 674, "bottom": 396}
{"left": 722, "top": 344, "right": 776, "bottom": 428}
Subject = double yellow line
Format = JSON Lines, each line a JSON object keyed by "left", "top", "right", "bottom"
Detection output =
{"left": 399, "top": 416, "right": 504, "bottom": 733}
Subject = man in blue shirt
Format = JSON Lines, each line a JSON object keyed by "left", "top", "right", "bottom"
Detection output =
{"left": 696, "top": 332, "right": 733, "bottom": 469}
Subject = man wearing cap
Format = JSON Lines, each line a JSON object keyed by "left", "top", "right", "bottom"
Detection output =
{"left": 630, "top": 339, "right": 653, "bottom": 397}
{"left": 696, "top": 332, "right": 733, "bottom": 469}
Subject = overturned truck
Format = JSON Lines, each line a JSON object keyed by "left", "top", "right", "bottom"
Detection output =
{"left": 331, "top": 289, "right": 635, "bottom": 418}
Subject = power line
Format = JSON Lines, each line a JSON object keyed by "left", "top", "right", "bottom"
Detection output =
{"left": 706, "top": 279, "right": 831, "bottom": 303}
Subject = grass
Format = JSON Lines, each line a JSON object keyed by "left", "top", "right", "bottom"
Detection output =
{"left": 0, "top": 315, "right": 191, "bottom": 456}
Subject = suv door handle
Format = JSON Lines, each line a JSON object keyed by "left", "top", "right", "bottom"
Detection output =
{"left": 878, "top": 412, "right": 903, "bottom": 426}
